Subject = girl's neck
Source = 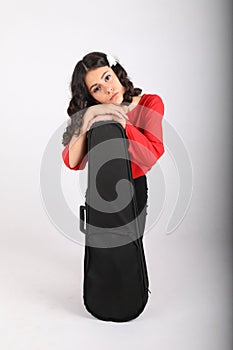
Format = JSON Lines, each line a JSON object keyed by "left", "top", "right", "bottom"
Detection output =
{"left": 128, "top": 95, "right": 143, "bottom": 111}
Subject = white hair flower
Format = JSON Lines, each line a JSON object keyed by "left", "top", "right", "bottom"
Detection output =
{"left": 107, "top": 54, "right": 116, "bottom": 67}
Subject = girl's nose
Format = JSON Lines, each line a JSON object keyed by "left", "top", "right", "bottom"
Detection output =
{"left": 106, "top": 85, "right": 113, "bottom": 94}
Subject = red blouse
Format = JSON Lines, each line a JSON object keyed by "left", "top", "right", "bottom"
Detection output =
{"left": 62, "top": 93, "right": 165, "bottom": 179}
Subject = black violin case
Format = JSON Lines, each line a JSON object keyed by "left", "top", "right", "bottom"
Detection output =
{"left": 80, "top": 120, "right": 150, "bottom": 322}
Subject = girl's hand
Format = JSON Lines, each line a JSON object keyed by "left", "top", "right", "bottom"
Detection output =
{"left": 81, "top": 103, "right": 129, "bottom": 134}
{"left": 86, "top": 114, "right": 127, "bottom": 131}
{"left": 90, "top": 103, "right": 129, "bottom": 120}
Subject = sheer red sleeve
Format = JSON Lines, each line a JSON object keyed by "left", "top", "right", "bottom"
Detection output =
{"left": 125, "top": 94, "right": 165, "bottom": 176}
{"left": 62, "top": 144, "right": 88, "bottom": 170}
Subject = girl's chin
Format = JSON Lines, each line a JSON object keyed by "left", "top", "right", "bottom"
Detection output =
{"left": 114, "top": 94, "right": 124, "bottom": 104}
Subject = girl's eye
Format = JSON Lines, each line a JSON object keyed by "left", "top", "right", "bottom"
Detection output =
{"left": 93, "top": 75, "right": 111, "bottom": 93}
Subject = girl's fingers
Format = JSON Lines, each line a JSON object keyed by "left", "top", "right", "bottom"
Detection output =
{"left": 112, "top": 112, "right": 124, "bottom": 120}
{"left": 115, "top": 108, "right": 129, "bottom": 120}
{"left": 124, "top": 114, "right": 129, "bottom": 120}
{"left": 87, "top": 112, "right": 129, "bottom": 132}
{"left": 117, "top": 106, "right": 129, "bottom": 119}
{"left": 94, "top": 109, "right": 129, "bottom": 120}
{"left": 114, "top": 111, "right": 129, "bottom": 120}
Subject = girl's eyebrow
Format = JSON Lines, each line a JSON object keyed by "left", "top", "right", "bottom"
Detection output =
{"left": 89, "top": 71, "right": 109, "bottom": 91}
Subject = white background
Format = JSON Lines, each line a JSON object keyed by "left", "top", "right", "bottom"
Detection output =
{"left": 0, "top": 0, "right": 232, "bottom": 349}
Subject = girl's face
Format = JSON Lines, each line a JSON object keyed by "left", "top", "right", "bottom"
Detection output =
{"left": 84, "top": 66, "right": 126, "bottom": 104}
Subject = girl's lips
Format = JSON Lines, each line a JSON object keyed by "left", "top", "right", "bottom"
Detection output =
{"left": 110, "top": 92, "right": 118, "bottom": 100}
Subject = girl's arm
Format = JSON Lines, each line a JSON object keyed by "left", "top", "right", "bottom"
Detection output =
{"left": 62, "top": 106, "right": 95, "bottom": 170}
{"left": 62, "top": 131, "right": 88, "bottom": 170}
{"left": 62, "top": 103, "right": 128, "bottom": 170}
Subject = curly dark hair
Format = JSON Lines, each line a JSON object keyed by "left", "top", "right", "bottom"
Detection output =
{"left": 62, "top": 51, "right": 142, "bottom": 146}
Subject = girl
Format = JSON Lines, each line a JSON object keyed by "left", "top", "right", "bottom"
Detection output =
{"left": 62, "top": 51, "right": 165, "bottom": 236}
